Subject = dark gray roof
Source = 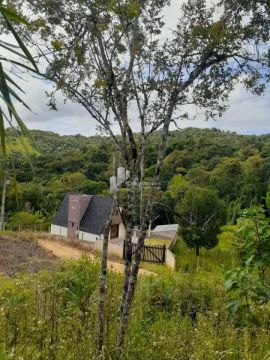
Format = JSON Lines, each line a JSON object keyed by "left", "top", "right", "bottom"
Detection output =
{"left": 52, "top": 193, "right": 69, "bottom": 228}
{"left": 80, "top": 196, "right": 113, "bottom": 235}
{"left": 52, "top": 194, "right": 113, "bottom": 235}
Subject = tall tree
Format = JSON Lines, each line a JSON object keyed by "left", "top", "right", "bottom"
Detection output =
{"left": 175, "top": 186, "right": 225, "bottom": 268}
{"left": 13, "top": 0, "right": 270, "bottom": 354}
{"left": 210, "top": 158, "right": 242, "bottom": 200}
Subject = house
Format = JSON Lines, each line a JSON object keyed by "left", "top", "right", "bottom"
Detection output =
{"left": 50, "top": 193, "right": 125, "bottom": 243}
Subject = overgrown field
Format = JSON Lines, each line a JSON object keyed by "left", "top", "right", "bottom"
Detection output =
{"left": 0, "top": 239, "right": 270, "bottom": 360}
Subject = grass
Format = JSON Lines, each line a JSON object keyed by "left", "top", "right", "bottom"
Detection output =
{"left": 144, "top": 237, "right": 171, "bottom": 247}
{"left": 140, "top": 261, "right": 172, "bottom": 276}
{"left": 0, "top": 229, "right": 39, "bottom": 242}
{"left": 0, "top": 256, "right": 269, "bottom": 359}
{"left": 0, "top": 229, "right": 269, "bottom": 359}
{"left": 172, "top": 228, "right": 237, "bottom": 274}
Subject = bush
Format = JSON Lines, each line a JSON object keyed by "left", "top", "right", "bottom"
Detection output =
{"left": 6, "top": 211, "right": 44, "bottom": 231}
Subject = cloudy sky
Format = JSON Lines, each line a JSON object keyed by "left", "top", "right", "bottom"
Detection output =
{"left": 8, "top": 0, "right": 270, "bottom": 136}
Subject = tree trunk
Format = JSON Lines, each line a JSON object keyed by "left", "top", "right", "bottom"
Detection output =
{"left": 0, "top": 164, "right": 8, "bottom": 231}
{"left": 196, "top": 246, "right": 200, "bottom": 269}
{"left": 116, "top": 226, "right": 148, "bottom": 353}
{"left": 116, "top": 103, "right": 176, "bottom": 355}
{"left": 97, "top": 223, "right": 111, "bottom": 355}
{"left": 119, "top": 188, "right": 136, "bottom": 317}
{"left": 97, "top": 190, "right": 118, "bottom": 356}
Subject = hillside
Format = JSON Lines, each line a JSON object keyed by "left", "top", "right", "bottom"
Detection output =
{"left": 1, "top": 127, "right": 270, "bottom": 230}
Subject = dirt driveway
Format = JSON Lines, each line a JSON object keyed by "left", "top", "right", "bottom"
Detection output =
{"left": 38, "top": 239, "right": 154, "bottom": 275}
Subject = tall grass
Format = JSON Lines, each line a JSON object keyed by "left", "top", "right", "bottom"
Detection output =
{"left": 173, "top": 226, "right": 238, "bottom": 274}
{"left": 0, "top": 254, "right": 269, "bottom": 359}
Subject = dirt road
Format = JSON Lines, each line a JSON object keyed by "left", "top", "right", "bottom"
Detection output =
{"left": 38, "top": 239, "right": 154, "bottom": 275}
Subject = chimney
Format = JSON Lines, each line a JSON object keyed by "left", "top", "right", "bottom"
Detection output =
{"left": 67, "top": 194, "right": 92, "bottom": 239}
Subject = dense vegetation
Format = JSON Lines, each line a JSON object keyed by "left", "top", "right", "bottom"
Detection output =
{"left": 1, "top": 127, "right": 270, "bottom": 232}
{"left": 0, "top": 195, "right": 269, "bottom": 359}
{"left": 0, "top": 239, "right": 269, "bottom": 359}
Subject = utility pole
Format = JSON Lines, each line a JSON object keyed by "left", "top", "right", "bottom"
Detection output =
{"left": 0, "top": 162, "right": 9, "bottom": 231}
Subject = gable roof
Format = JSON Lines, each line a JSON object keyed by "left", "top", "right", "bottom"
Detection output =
{"left": 151, "top": 224, "right": 179, "bottom": 240}
{"left": 52, "top": 194, "right": 113, "bottom": 235}
{"left": 152, "top": 224, "right": 179, "bottom": 232}
{"left": 80, "top": 196, "right": 113, "bottom": 235}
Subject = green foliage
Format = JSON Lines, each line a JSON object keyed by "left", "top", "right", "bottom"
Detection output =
{"left": 7, "top": 136, "right": 40, "bottom": 155}
{"left": 167, "top": 174, "right": 188, "bottom": 200}
{"left": 6, "top": 211, "right": 44, "bottom": 230}
{"left": 237, "top": 207, "right": 270, "bottom": 273}
{"left": 79, "top": 179, "right": 107, "bottom": 195}
{"left": 241, "top": 155, "right": 265, "bottom": 207}
{"left": 210, "top": 157, "right": 242, "bottom": 200}
{"left": 173, "top": 231, "right": 235, "bottom": 274}
{"left": 266, "top": 189, "right": 270, "bottom": 210}
{"left": 187, "top": 167, "right": 210, "bottom": 186}
{"left": 225, "top": 207, "right": 270, "bottom": 315}
{"left": 0, "top": 257, "right": 269, "bottom": 359}
{"left": 175, "top": 186, "right": 225, "bottom": 260}
{"left": 3, "top": 127, "right": 270, "bottom": 232}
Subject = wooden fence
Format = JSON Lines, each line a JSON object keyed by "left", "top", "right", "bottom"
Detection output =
{"left": 124, "top": 243, "right": 166, "bottom": 264}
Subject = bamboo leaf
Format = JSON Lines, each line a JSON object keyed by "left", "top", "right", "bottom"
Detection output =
{"left": 0, "top": 56, "right": 41, "bottom": 75}
{"left": 4, "top": 72, "right": 25, "bottom": 94}
{"left": 0, "top": 62, "right": 13, "bottom": 118}
{"left": 0, "top": 95, "right": 31, "bottom": 139}
{"left": 0, "top": 9, "right": 38, "bottom": 71}
{"left": 0, "top": 39, "right": 20, "bottom": 49}
{"left": 0, "top": 5, "right": 30, "bottom": 26}
{"left": 0, "top": 108, "right": 6, "bottom": 155}
{"left": 7, "top": 86, "right": 32, "bottom": 112}
{"left": 5, "top": 117, "right": 35, "bottom": 173}
{"left": 0, "top": 41, "right": 28, "bottom": 60}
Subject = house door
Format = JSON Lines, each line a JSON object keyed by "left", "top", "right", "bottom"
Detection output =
{"left": 110, "top": 224, "right": 119, "bottom": 239}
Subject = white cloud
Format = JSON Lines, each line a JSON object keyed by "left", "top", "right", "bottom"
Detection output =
{"left": 14, "top": 65, "right": 270, "bottom": 138}
{"left": 173, "top": 85, "right": 270, "bottom": 135}
{"left": 14, "top": 77, "right": 98, "bottom": 136}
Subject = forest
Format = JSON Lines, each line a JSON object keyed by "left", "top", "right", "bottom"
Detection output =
{"left": 2, "top": 127, "right": 270, "bottom": 232}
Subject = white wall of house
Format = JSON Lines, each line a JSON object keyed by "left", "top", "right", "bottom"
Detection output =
{"left": 51, "top": 222, "right": 126, "bottom": 244}
{"left": 51, "top": 224, "right": 68, "bottom": 237}
{"left": 78, "top": 231, "right": 98, "bottom": 243}
{"left": 119, "top": 223, "right": 125, "bottom": 238}
{"left": 165, "top": 249, "right": 176, "bottom": 270}
{"left": 51, "top": 224, "right": 100, "bottom": 244}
